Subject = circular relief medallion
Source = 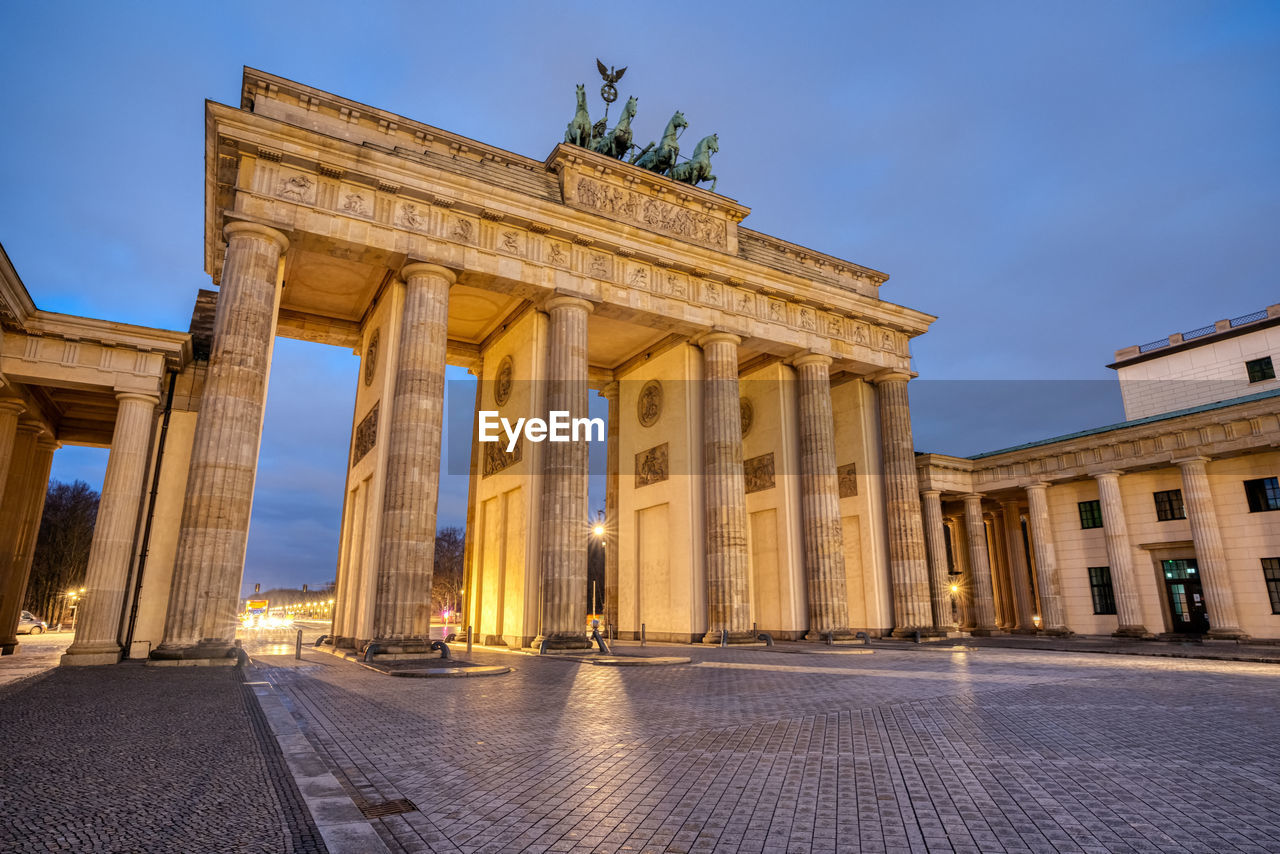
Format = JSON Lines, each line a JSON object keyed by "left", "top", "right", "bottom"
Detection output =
{"left": 494, "top": 355, "right": 514, "bottom": 406}
{"left": 363, "top": 329, "right": 380, "bottom": 387}
{"left": 740, "top": 397, "right": 754, "bottom": 437}
{"left": 637, "top": 380, "right": 663, "bottom": 427}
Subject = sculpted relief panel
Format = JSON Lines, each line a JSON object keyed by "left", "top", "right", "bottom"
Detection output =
{"left": 567, "top": 173, "right": 727, "bottom": 251}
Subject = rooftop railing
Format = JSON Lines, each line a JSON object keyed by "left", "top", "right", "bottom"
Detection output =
{"left": 1115, "top": 303, "right": 1279, "bottom": 363}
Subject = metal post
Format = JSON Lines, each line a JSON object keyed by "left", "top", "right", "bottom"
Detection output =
{"left": 466, "top": 624, "right": 473, "bottom": 654}
{"left": 295, "top": 629, "right": 302, "bottom": 660}
{"left": 640, "top": 622, "right": 646, "bottom": 646}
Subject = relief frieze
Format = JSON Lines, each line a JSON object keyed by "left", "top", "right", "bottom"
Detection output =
{"left": 568, "top": 174, "right": 727, "bottom": 250}
{"left": 483, "top": 437, "right": 522, "bottom": 477}
{"left": 635, "top": 442, "right": 669, "bottom": 487}
{"left": 744, "top": 453, "right": 775, "bottom": 494}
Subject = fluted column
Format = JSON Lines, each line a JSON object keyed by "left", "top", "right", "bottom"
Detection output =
{"left": 0, "top": 399, "right": 24, "bottom": 503}
{"left": 987, "top": 513, "right": 1012, "bottom": 629}
{"left": 0, "top": 427, "right": 57, "bottom": 654}
{"left": 794, "top": 355, "right": 852, "bottom": 639}
{"left": 1094, "top": 471, "right": 1149, "bottom": 637}
{"left": 1001, "top": 500, "right": 1036, "bottom": 633}
{"left": 602, "top": 381, "right": 620, "bottom": 632}
{"left": 156, "top": 222, "right": 287, "bottom": 658}
{"left": 368, "top": 263, "right": 454, "bottom": 649}
{"left": 1176, "top": 457, "right": 1245, "bottom": 638}
{"left": 1025, "top": 483, "right": 1068, "bottom": 634}
{"left": 63, "top": 393, "right": 159, "bottom": 664}
{"left": 535, "top": 296, "right": 593, "bottom": 650}
{"left": 700, "top": 332, "right": 753, "bottom": 644}
{"left": 961, "top": 494, "right": 999, "bottom": 634}
{"left": 947, "top": 517, "right": 973, "bottom": 630}
{"left": 921, "top": 490, "right": 953, "bottom": 631}
{"left": 874, "top": 372, "right": 935, "bottom": 635}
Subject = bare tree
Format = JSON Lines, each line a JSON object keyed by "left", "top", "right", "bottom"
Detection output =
{"left": 431, "top": 527, "right": 465, "bottom": 620}
{"left": 25, "top": 480, "right": 99, "bottom": 624}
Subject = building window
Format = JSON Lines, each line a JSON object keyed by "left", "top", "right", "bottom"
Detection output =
{"left": 1246, "top": 356, "right": 1275, "bottom": 383}
{"left": 1244, "top": 477, "right": 1280, "bottom": 513}
{"left": 1088, "top": 567, "right": 1116, "bottom": 615}
{"left": 1265, "top": 558, "right": 1280, "bottom": 614}
{"left": 1078, "top": 500, "right": 1103, "bottom": 529}
{"left": 1153, "top": 489, "right": 1186, "bottom": 521}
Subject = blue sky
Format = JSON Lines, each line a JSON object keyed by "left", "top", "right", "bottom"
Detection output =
{"left": 2, "top": 1, "right": 1277, "bottom": 591}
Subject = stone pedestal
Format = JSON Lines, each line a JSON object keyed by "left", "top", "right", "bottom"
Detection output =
{"left": 794, "top": 355, "right": 852, "bottom": 640}
{"left": 921, "top": 490, "right": 953, "bottom": 632}
{"left": 1176, "top": 457, "right": 1246, "bottom": 639}
{"left": 0, "top": 428, "right": 57, "bottom": 655}
{"left": 699, "top": 332, "right": 755, "bottom": 644}
{"left": 368, "top": 263, "right": 454, "bottom": 651}
{"left": 155, "top": 222, "right": 288, "bottom": 659}
{"left": 875, "top": 373, "right": 936, "bottom": 636}
{"left": 534, "top": 296, "right": 594, "bottom": 651}
{"left": 1025, "top": 483, "right": 1068, "bottom": 634}
{"left": 1001, "top": 501, "right": 1037, "bottom": 634}
{"left": 961, "top": 494, "right": 999, "bottom": 635}
{"left": 1094, "top": 471, "right": 1150, "bottom": 638}
{"left": 63, "top": 393, "right": 159, "bottom": 665}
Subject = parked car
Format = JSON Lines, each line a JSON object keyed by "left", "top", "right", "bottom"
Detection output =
{"left": 17, "top": 611, "right": 47, "bottom": 634}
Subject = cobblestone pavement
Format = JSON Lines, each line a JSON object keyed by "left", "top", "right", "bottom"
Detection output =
{"left": 0, "top": 630, "right": 71, "bottom": 687}
{"left": 250, "top": 642, "right": 1280, "bottom": 854}
{"left": 0, "top": 662, "right": 328, "bottom": 853}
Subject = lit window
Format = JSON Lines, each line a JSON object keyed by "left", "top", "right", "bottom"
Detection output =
{"left": 1078, "top": 500, "right": 1103, "bottom": 529}
{"left": 1088, "top": 567, "right": 1116, "bottom": 615}
{"left": 1244, "top": 477, "right": 1280, "bottom": 513}
{"left": 1264, "top": 558, "right": 1280, "bottom": 614}
{"left": 1153, "top": 489, "right": 1186, "bottom": 521}
{"left": 1246, "top": 356, "right": 1275, "bottom": 384}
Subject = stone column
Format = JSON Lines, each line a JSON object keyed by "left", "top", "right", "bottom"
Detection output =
{"left": 0, "top": 399, "right": 24, "bottom": 503}
{"left": 602, "top": 381, "right": 620, "bottom": 633}
{"left": 1001, "top": 500, "right": 1037, "bottom": 633}
{"left": 1025, "top": 483, "right": 1068, "bottom": 634}
{"left": 874, "top": 372, "right": 935, "bottom": 636}
{"left": 459, "top": 362, "right": 485, "bottom": 642}
{"left": 156, "top": 222, "right": 288, "bottom": 658}
{"left": 1176, "top": 457, "right": 1245, "bottom": 638}
{"left": 961, "top": 494, "right": 999, "bottom": 634}
{"left": 987, "top": 513, "right": 1012, "bottom": 629}
{"left": 947, "top": 517, "right": 973, "bottom": 630}
{"left": 535, "top": 296, "right": 593, "bottom": 650}
{"left": 0, "top": 427, "right": 57, "bottom": 654}
{"left": 1094, "top": 471, "right": 1149, "bottom": 637}
{"left": 921, "top": 490, "right": 953, "bottom": 632}
{"left": 368, "top": 263, "right": 454, "bottom": 650}
{"left": 794, "top": 355, "right": 852, "bottom": 640}
{"left": 63, "top": 393, "right": 159, "bottom": 665}
{"left": 699, "top": 332, "right": 753, "bottom": 644}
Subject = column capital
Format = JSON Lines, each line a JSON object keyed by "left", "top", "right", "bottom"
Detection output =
{"left": 694, "top": 330, "right": 742, "bottom": 349}
{"left": 115, "top": 391, "right": 161, "bottom": 407}
{"left": 871, "top": 369, "right": 915, "bottom": 385}
{"left": 789, "top": 352, "right": 833, "bottom": 369}
{"left": 600, "top": 380, "right": 620, "bottom": 401}
{"left": 36, "top": 435, "right": 60, "bottom": 452}
{"left": 959, "top": 492, "right": 985, "bottom": 502}
{"left": 921, "top": 488, "right": 942, "bottom": 498}
{"left": 223, "top": 220, "right": 289, "bottom": 253}
{"left": 16, "top": 421, "right": 45, "bottom": 438}
{"left": 1173, "top": 455, "right": 1212, "bottom": 469}
{"left": 1025, "top": 481, "right": 1052, "bottom": 491}
{"left": 0, "top": 398, "right": 26, "bottom": 417}
{"left": 401, "top": 262, "right": 457, "bottom": 285}
{"left": 542, "top": 294, "right": 594, "bottom": 314}
{"left": 1092, "top": 469, "right": 1124, "bottom": 481}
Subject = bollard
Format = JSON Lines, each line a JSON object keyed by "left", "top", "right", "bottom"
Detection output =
{"left": 466, "top": 625, "right": 473, "bottom": 655}
{"left": 430, "top": 640, "right": 451, "bottom": 659}
{"left": 640, "top": 623, "right": 646, "bottom": 647}
{"left": 825, "top": 630, "right": 834, "bottom": 646}
{"left": 295, "top": 629, "right": 303, "bottom": 660}
{"left": 756, "top": 632, "right": 774, "bottom": 647}
{"left": 314, "top": 634, "right": 330, "bottom": 647}
{"left": 855, "top": 631, "right": 871, "bottom": 646}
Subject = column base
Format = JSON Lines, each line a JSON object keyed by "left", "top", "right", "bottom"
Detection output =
{"left": 1039, "top": 628, "right": 1074, "bottom": 637}
{"left": 700, "top": 629, "right": 759, "bottom": 645}
{"left": 1112, "top": 626, "right": 1154, "bottom": 639}
{"left": 969, "top": 628, "right": 1005, "bottom": 637}
{"left": 1206, "top": 629, "right": 1250, "bottom": 641}
{"left": 1011, "top": 627, "right": 1040, "bottom": 635}
{"left": 532, "top": 634, "right": 593, "bottom": 652}
{"left": 1, "top": 641, "right": 19, "bottom": 656}
{"left": 363, "top": 638, "right": 436, "bottom": 655}
{"left": 60, "top": 650, "right": 123, "bottom": 667}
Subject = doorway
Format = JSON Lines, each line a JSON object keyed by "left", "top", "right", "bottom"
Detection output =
{"left": 1161, "top": 559, "right": 1209, "bottom": 634}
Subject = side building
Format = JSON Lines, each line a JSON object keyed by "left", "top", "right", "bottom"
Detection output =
{"left": 917, "top": 304, "right": 1280, "bottom": 640}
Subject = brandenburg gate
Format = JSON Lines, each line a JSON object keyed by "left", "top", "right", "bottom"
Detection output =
{"left": 57, "top": 67, "right": 943, "bottom": 662}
